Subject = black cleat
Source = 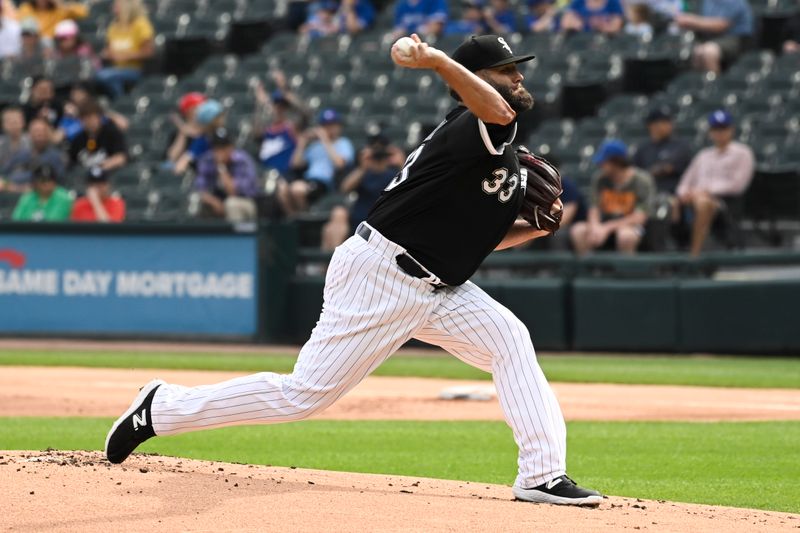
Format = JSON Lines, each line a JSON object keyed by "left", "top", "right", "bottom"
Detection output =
{"left": 513, "top": 475, "right": 603, "bottom": 507}
{"left": 104, "top": 379, "right": 164, "bottom": 464}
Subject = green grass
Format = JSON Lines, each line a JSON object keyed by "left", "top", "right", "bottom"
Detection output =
{"left": 1, "top": 350, "right": 800, "bottom": 388}
{"left": 2, "top": 418, "right": 799, "bottom": 513}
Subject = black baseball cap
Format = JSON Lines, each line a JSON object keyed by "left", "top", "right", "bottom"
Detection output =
{"left": 645, "top": 105, "right": 673, "bottom": 123}
{"left": 32, "top": 163, "right": 58, "bottom": 183}
{"left": 452, "top": 35, "right": 535, "bottom": 73}
{"left": 87, "top": 166, "right": 108, "bottom": 182}
{"left": 210, "top": 127, "right": 233, "bottom": 148}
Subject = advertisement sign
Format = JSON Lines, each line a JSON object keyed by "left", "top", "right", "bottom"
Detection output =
{"left": 0, "top": 232, "right": 258, "bottom": 336}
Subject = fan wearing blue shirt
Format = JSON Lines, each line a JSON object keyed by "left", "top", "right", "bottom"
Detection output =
{"left": 281, "top": 109, "right": 355, "bottom": 216}
{"left": 301, "top": 0, "right": 376, "bottom": 38}
{"left": 675, "top": 0, "right": 753, "bottom": 73}
{"left": 561, "top": 0, "right": 624, "bottom": 35}
{"left": 526, "top": 0, "right": 559, "bottom": 33}
{"left": 484, "top": 0, "right": 517, "bottom": 34}
{"left": 392, "top": 0, "right": 449, "bottom": 38}
{"left": 444, "top": 1, "right": 488, "bottom": 35}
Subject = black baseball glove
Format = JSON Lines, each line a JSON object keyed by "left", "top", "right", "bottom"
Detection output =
{"left": 516, "top": 145, "right": 564, "bottom": 233}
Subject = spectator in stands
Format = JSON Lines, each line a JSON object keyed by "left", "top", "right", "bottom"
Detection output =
{"left": 534, "top": 155, "right": 587, "bottom": 250}
{"left": 70, "top": 165, "right": 126, "bottom": 222}
{"left": 676, "top": 110, "right": 754, "bottom": 256}
{"left": 0, "top": 107, "right": 31, "bottom": 188}
{"left": 3, "top": 117, "right": 65, "bottom": 190}
{"left": 561, "top": 0, "right": 624, "bottom": 35}
{"left": 676, "top": 0, "right": 753, "bottom": 74}
{"left": 553, "top": 175, "right": 588, "bottom": 249}
{"left": 301, "top": 0, "right": 376, "bottom": 38}
{"left": 444, "top": 1, "right": 488, "bottom": 35}
{"left": 321, "top": 132, "right": 404, "bottom": 250}
{"left": 526, "top": 0, "right": 559, "bottom": 33}
{"left": 391, "top": 0, "right": 448, "bottom": 39}
{"left": 629, "top": 0, "right": 682, "bottom": 34}
{"left": 68, "top": 99, "right": 128, "bottom": 173}
{"left": 17, "top": 17, "right": 46, "bottom": 68}
{"left": 96, "top": 0, "right": 155, "bottom": 98}
{"left": 253, "top": 71, "right": 310, "bottom": 177}
{"left": 484, "top": 0, "right": 517, "bottom": 34}
{"left": 22, "top": 76, "right": 63, "bottom": 128}
{"left": 165, "top": 91, "right": 206, "bottom": 168}
{"left": 17, "top": 0, "right": 88, "bottom": 41}
{"left": 624, "top": 3, "right": 653, "bottom": 37}
{"left": 56, "top": 81, "right": 129, "bottom": 143}
{"left": 0, "top": 2, "right": 22, "bottom": 59}
{"left": 782, "top": 14, "right": 800, "bottom": 54}
{"left": 282, "top": 108, "right": 355, "bottom": 216}
{"left": 11, "top": 162, "right": 73, "bottom": 221}
{"left": 194, "top": 128, "right": 259, "bottom": 223}
{"left": 632, "top": 106, "right": 692, "bottom": 194}
{"left": 173, "top": 98, "right": 225, "bottom": 175}
{"left": 570, "top": 139, "right": 655, "bottom": 255}
{"left": 52, "top": 19, "right": 100, "bottom": 69}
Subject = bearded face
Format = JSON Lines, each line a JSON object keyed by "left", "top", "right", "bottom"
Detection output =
{"left": 493, "top": 80, "right": 534, "bottom": 114}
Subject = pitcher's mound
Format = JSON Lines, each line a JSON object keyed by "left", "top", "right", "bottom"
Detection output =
{"left": 2, "top": 450, "right": 796, "bottom": 532}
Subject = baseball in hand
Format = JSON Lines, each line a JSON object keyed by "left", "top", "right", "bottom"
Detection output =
{"left": 393, "top": 36, "right": 416, "bottom": 61}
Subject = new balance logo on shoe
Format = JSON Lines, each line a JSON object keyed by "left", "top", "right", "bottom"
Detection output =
{"left": 132, "top": 409, "right": 147, "bottom": 431}
{"left": 546, "top": 478, "right": 562, "bottom": 490}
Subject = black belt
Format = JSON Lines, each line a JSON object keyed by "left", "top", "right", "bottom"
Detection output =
{"left": 356, "top": 224, "right": 447, "bottom": 288}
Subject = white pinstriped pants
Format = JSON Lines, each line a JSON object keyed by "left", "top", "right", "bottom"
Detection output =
{"left": 151, "top": 224, "right": 567, "bottom": 488}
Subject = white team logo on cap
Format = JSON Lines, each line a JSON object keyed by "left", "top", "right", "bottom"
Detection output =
{"left": 497, "top": 37, "right": 512, "bottom": 55}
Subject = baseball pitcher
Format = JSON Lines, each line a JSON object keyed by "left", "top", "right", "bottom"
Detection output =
{"left": 106, "top": 34, "right": 602, "bottom": 506}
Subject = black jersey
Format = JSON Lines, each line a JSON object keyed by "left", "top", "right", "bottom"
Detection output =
{"left": 367, "top": 106, "right": 523, "bottom": 286}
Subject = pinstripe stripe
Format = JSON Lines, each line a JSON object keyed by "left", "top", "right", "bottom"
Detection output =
{"left": 149, "top": 227, "right": 568, "bottom": 487}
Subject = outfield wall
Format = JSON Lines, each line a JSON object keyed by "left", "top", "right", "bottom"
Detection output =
{"left": 1, "top": 222, "right": 798, "bottom": 354}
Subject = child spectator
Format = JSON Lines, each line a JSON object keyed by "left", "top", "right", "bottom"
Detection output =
{"left": 253, "top": 71, "right": 310, "bottom": 177}
{"left": 561, "top": 0, "right": 625, "bottom": 35}
{"left": 56, "top": 82, "right": 130, "bottom": 144}
{"left": 676, "top": 110, "right": 754, "bottom": 256}
{"left": 96, "top": 0, "right": 155, "bottom": 98}
{"left": 194, "top": 128, "right": 259, "bottom": 223}
{"left": 173, "top": 98, "right": 226, "bottom": 175}
{"left": 526, "top": 0, "right": 559, "bottom": 33}
{"left": 0, "top": 106, "right": 31, "bottom": 186}
{"left": 283, "top": 108, "right": 355, "bottom": 216}
{"left": 676, "top": 0, "right": 753, "bottom": 74}
{"left": 17, "top": 0, "right": 88, "bottom": 41}
{"left": 625, "top": 3, "right": 653, "bottom": 37}
{"left": 165, "top": 91, "right": 206, "bottom": 167}
{"left": 0, "top": 2, "right": 22, "bottom": 59}
{"left": 3, "top": 117, "right": 65, "bottom": 190}
{"left": 321, "top": 133, "right": 404, "bottom": 250}
{"left": 570, "top": 139, "right": 655, "bottom": 255}
{"left": 11, "top": 162, "right": 73, "bottom": 221}
{"left": 22, "top": 76, "right": 63, "bottom": 128}
{"left": 70, "top": 166, "right": 126, "bottom": 222}
{"left": 391, "top": 0, "right": 448, "bottom": 39}
{"left": 68, "top": 99, "right": 128, "bottom": 173}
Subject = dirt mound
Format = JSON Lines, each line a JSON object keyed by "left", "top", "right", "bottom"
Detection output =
{"left": 3, "top": 366, "right": 800, "bottom": 421}
{"left": 2, "top": 450, "right": 797, "bottom": 532}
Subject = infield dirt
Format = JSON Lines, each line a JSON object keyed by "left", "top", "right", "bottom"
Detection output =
{"left": 3, "top": 450, "right": 799, "bottom": 532}
{"left": 2, "top": 366, "right": 799, "bottom": 421}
